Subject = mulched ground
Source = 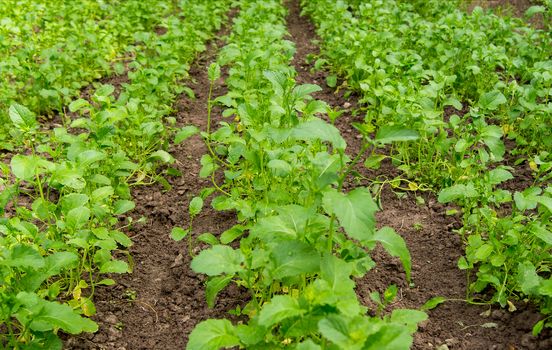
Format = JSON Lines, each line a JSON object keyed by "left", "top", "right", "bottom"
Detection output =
{"left": 64, "top": 1, "right": 551, "bottom": 349}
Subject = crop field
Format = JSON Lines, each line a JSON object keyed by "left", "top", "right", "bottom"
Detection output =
{"left": 0, "top": 0, "right": 551, "bottom": 349}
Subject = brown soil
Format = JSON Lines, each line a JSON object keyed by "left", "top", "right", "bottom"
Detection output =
{"left": 287, "top": 1, "right": 552, "bottom": 350}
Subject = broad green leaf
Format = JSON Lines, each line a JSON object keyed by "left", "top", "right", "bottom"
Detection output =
{"left": 68, "top": 98, "right": 90, "bottom": 112}
{"left": 16, "top": 292, "right": 98, "bottom": 334}
{"left": 326, "top": 75, "right": 337, "bottom": 88}
{"left": 421, "top": 296, "right": 446, "bottom": 311}
{"left": 438, "top": 183, "right": 478, "bottom": 203}
{"left": 267, "top": 159, "right": 292, "bottom": 177}
{"left": 364, "top": 155, "right": 386, "bottom": 169}
{"left": 43, "top": 252, "right": 78, "bottom": 277}
{"left": 91, "top": 186, "right": 114, "bottom": 202}
{"left": 270, "top": 240, "right": 320, "bottom": 279}
{"left": 206, "top": 275, "right": 233, "bottom": 308}
{"left": 525, "top": 5, "right": 545, "bottom": 17}
{"left": 171, "top": 227, "right": 189, "bottom": 241}
{"left": 536, "top": 197, "right": 552, "bottom": 214}
{"left": 66, "top": 207, "right": 90, "bottom": 230}
{"left": 220, "top": 225, "right": 246, "bottom": 244}
{"left": 175, "top": 126, "right": 199, "bottom": 144}
{"left": 149, "top": 150, "right": 174, "bottom": 164}
{"left": 322, "top": 188, "right": 378, "bottom": 241}
{"left": 76, "top": 150, "right": 105, "bottom": 167}
{"left": 258, "top": 295, "right": 305, "bottom": 327}
{"left": 478, "top": 91, "right": 507, "bottom": 111}
{"left": 113, "top": 200, "right": 135, "bottom": 215}
{"left": 488, "top": 168, "right": 513, "bottom": 185}
{"left": 11, "top": 155, "right": 39, "bottom": 181}
{"left": 292, "top": 84, "right": 322, "bottom": 99}
{"left": 297, "top": 339, "right": 322, "bottom": 350}
{"left": 530, "top": 223, "right": 552, "bottom": 245}
{"left": 363, "top": 324, "right": 412, "bottom": 350}
{"left": 60, "top": 194, "right": 89, "bottom": 214}
{"left": 4, "top": 245, "right": 45, "bottom": 268}
{"left": 191, "top": 245, "right": 244, "bottom": 276}
{"left": 99, "top": 260, "right": 129, "bottom": 274}
{"left": 517, "top": 261, "right": 540, "bottom": 295}
{"left": 9, "top": 103, "right": 37, "bottom": 130}
{"left": 292, "top": 118, "right": 346, "bottom": 150}
{"left": 189, "top": 197, "right": 204, "bottom": 217}
{"left": 318, "top": 316, "right": 357, "bottom": 349}
{"left": 370, "top": 227, "right": 412, "bottom": 281}
{"left": 187, "top": 319, "right": 239, "bottom": 350}
{"left": 390, "top": 309, "right": 427, "bottom": 333}
{"left": 375, "top": 126, "right": 419, "bottom": 144}
{"left": 474, "top": 244, "right": 494, "bottom": 261}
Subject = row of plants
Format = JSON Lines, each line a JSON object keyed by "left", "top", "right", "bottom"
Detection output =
{"left": 0, "top": 1, "right": 231, "bottom": 348}
{"left": 0, "top": 0, "right": 176, "bottom": 150}
{"left": 302, "top": 0, "right": 552, "bottom": 335}
{"left": 182, "top": 1, "right": 433, "bottom": 349}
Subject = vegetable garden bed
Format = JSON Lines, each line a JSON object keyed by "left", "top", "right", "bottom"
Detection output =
{"left": 1, "top": 0, "right": 551, "bottom": 349}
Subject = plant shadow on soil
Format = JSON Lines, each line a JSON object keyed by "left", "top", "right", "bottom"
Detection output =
{"left": 65, "top": 1, "right": 551, "bottom": 349}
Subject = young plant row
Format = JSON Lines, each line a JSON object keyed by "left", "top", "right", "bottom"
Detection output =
{"left": 182, "top": 1, "right": 429, "bottom": 349}
{"left": 0, "top": 0, "right": 179, "bottom": 148}
{"left": 302, "top": 0, "right": 552, "bottom": 335}
{"left": 0, "top": 1, "right": 231, "bottom": 348}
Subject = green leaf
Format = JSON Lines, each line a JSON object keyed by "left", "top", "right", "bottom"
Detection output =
{"left": 9, "top": 103, "right": 37, "bottom": 130}
{"left": 149, "top": 150, "right": 174, "bottom": 164}
{"left": 191, "top": 245, "right": 244, "bottom": 276}
{"left": 187, "top": 319, "right": 239, "bottom": 350}
{"left": 267, "top": 159, "right": 292, "bottom": 177}
{"left": 488, "top": 168, "right": 513, "bottom": 185}
{"left": 208, "top": 63, "right": 221, "bottom": 82}
{"left": 370, "top": 227, "right": 412, "bottom": 281}
{"left": 533, "top": 319, "right": 545, "bottom": 336}
{"left": 375, "top": 126, "right": 419, "bottom": 144}
{"left": 525, "top": 5, "right": 545, "bottom": 17}
{"left": 113, "top": 200, "right": 135, "bottom": 215}
{"left": 478, "top": 91, "right": 507, "bottom": 111}
{"left": 11, "top": 155, "right": 39, "bottom": 181}
{"left": 99, "top": 260, "right": 129, "bottom": 274}
{"left": 189, "top": 197, "right": 204, "bottom": 217}
{"left": 362, "top": 324, "right": 412, "bottom": 350}
{"left": 258, "top": 295, "right": 304, "bottom": 327}
{"left": 318, "top": 315, "right": 357, "bottom": 349}
{"left": 270, "top": 240, "right": 320, "bottom": 279}
{"left": 390, "top": 309, "right": 428, "bottom": 333}
{"left": 4, "top": 245, "right": 45, "bottom": 268}
{"left": 66, "top": 207, "right": 91, "bottom": 230}
{"left": 364, "top": 154, "right": 386, "bottom": 170}
{"left": 474, "top": 244, "right": 494, "bottom": 261}
{"left": 15, "top": 292, "right": 98, "bottom": 334}
{"left": 322, "top": 188, "right": 378, "bottom": 241}
{"left": 292, "top": 118, "right": 347, "bottom": 150}
{"left": 68, "top": 98, "right": 90, "bottom": 112}
{"left": 171, "top": 227, "right": 189, "bottom": 241}
{"left": 206, "top": 275, "right": 233, "bottom": 308}
{"left": 517, "top": 261, "right": 540, "bottom": 295}
{"left": 292, "top": 84, "right": 322, "bottom": 99}
{"left": 437, "top": 183, "right": 478, "bottom": 203}
{"left": 175, "top": 126, "right": 199, "bottom": 144}
{"left": 43, "top": 252, "right": 78, "bottom": 277}
{"left": 60, "top": 194, "right": 89, "bottom": 214}
{"left": 326, "top": 75, "right": 337, "bottom": 88}
{"left": 421, "top": 296, "right": 446, "bottom": 311}
{"left": 536, "top": 197, "right": 552, "bottom": 214}
{"left": 220, "top": 225, "right": 246, "bottom": 244}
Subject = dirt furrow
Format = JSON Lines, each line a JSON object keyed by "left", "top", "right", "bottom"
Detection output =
{"left": 286, "top": 1, "right": 550, "bottom": 349}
